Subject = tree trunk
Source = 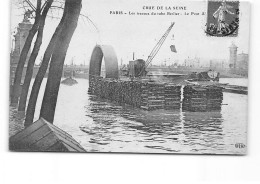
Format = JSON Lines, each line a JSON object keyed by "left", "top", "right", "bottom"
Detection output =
{"left": 11, "top": 0, "right": 42, "bottom": 104}
{"left": 24, "top": 4, "right": 69, "bottom": 127}
{"left": 18, "top": 0, "right": 53, "bottom": 112}
{"left": 40, "top": 0, "right": 82, "bottom": 124}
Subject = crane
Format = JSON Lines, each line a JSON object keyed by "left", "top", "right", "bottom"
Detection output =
{"left": 138, "top": 22, "right": 175, "bottom": 77}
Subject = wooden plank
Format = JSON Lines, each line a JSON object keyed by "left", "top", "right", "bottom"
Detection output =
{"left": 55, "top": 133, "right": 85, "bottom": 152}
{"left": 46, "top": 141, "right": 66, "bottom": 152}
{"left": 10, "top": 118, "right": 85, "bottom": 152}
{"left": 30, "top": 132, "right": 59, "bottom": 151}
{"left": 19, "top": 124, "right": 52, "bottom": 146}
{"left": 10, "top": 119, "right": 45, "bottom": 143}
{"left": 49, "top": 126, "right": 83, "bottom": 150}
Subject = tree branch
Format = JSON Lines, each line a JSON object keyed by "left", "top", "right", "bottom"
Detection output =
{"left": 24, "top": 0, "right": 36, "bottom": 11}
{"left": 36, "top": 0, "right": 42, "bottom": 14}
{"left": 50, "top": 5, "right": 99, "bottom": 33}
{"left": 79, "top": 13, "right": 99, "bottom": 33}
{"left": 40, "top": 0, "right": 48, "bottom": 12}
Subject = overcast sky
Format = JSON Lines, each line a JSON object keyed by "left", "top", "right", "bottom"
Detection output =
{"left": 11, "top": 0, "right": 250, "bottom": 65}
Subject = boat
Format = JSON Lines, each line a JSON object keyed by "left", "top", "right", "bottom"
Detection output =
{"left": 187, "top": 69, "right": 220, "bottom": 82}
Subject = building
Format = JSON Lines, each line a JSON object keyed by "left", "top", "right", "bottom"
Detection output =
{"left": 229, "top": 43, "right": 249, "bottom": 70}
{"left": 10, "top": 16, "right": 33, "bottom": 83}
{"left": 183, "top": 57, "right": 200, "bottom": 68}
{"left": 209, "top": 59, "right": 228, "bottom": 69}
{"left": 237, "top": 52, "right": 249, "bottom": 70}
{"left": 228, "top": 43, "right": 248, "bottom": 76}
{"left": 229, "top": 42, "right": 238, "bottom": 68}
{"left": 10, "top": 17, "right": 32, "bottom": 66}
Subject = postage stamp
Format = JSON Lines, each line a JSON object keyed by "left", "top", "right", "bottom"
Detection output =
{"left": 206, "top": 0, "right": 240, "bottom": 37}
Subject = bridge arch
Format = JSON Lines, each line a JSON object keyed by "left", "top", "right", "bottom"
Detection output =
{"left": 89, "top": 45, "right": 119, "bottom": 79}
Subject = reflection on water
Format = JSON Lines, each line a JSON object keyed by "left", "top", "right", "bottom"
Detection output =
{"left": 80, "top": 95, "right": 225, "bottom": 153}
{"left": 182, "top": 112, "right": 224, "bottom": 153}
{"left": 9, "top": 78, "right": 247, "bottom": 154}
{"left": 219, "top": 78, "right": 248, "bottom": 87}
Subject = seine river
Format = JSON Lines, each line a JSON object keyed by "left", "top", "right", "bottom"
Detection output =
{"left": 9, "top": 78, "right": 248, "bottom": 154}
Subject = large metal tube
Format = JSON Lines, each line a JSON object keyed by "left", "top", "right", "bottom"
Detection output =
{"left": 89, "top": 45, "right": 119, "bottom": 79}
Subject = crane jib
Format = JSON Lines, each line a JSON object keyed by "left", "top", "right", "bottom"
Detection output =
{"left": 138, "top": 22, "right": 175, "bottom": 76}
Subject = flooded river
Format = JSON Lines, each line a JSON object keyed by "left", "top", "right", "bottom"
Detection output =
{"left": 9, "top": 78, "right": 248, "bottom": 154}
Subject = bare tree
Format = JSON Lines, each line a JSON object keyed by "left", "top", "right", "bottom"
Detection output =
{"left": 23, "top": 0, "right": 98, "bottom": 126}
{"left": 39, "top": 0, "right": 82, "bottom": 123}
{"left": 11, "top": 0, "right": 42, "bottom": 104}
{"left": 24, "top": 2, "right": 67, "bottom": 126}
{"left": 18, "top": 0, "right": 54, "bottom": 112}
{"left": 11, "top": 0, "right": 65, "bottom": 105}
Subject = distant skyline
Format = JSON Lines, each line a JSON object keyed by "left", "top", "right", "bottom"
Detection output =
{"left": 11, "top": 0, "right": 250, "bottom": 65}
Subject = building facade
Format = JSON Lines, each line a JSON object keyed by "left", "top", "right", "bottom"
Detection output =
{"left": 229, "top": 43, "right": 238, "bottom": 69}
{"left": 209, "top": 59, "right": 228, "bottom": 69}
{"left": 237, "top": 52, "right": 249, "bottom": 70}
{"left": 183, "top": 57, "right": 200, "bottom": 68}
{"left": 10, "top": 18, "right": 32, "bottom": 84}
{"left": 228, "top": 43, "right": 248, "bottom": 76}
{"left": 10, "top": 19, "right": 32, "bottom": 66}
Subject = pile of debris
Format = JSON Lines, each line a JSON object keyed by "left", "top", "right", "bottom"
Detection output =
{"left": 140, "top": 83, "right": 165, "bottom": 110}
{"left": 89, "top": 76, "right": 146, "bottom": 108}
{"left": 89, "top": 76, "right": 223, "bottom": 112}
{"left": 205, "top": 85, "right": 223, "bottom": 110}
{"left": 88, "top": 75, "right": 102, "bottom": 94}
{"left": 182, "top": 85, "right": 223, "bottom": 112}
{"left": 88, "top": 76, "right": 182, "bottom": 111}
{"left": 164, "top": 84, "right": 182, "bottom": 110}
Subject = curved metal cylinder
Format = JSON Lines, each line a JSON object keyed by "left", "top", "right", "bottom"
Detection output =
{"left": 89, "top": 45, "right": 119, "bottom": 79}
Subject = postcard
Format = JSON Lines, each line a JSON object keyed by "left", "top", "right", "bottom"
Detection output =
{"left": 9, "top": 0, "right": 249, "bottom": 154}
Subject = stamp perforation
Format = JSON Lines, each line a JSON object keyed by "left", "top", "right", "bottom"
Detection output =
{"left": 205, "top": 0, "right": 240, "bottom": 37}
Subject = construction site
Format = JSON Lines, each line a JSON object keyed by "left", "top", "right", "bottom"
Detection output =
{"left": 9, "top": 18, "right": 248, "bottom": 154}
{"left": 87, "top": 23, "right": 246, "bottom": 112}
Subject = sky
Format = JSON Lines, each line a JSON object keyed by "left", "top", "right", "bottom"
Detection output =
{"left": 11, "top": 0, "right": 251, "bottom": 65}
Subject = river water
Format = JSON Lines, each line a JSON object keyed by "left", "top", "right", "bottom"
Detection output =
{"left": 9, "top": 78, "right": 248, "bottom": 154}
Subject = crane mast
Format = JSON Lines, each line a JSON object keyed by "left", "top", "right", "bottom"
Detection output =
{"left": 138, "top": 22, "right": 175, "bottom": 76}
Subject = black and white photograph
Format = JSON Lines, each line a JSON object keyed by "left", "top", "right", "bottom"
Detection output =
{"left": 8, "top": 0, "right": 250, "bottom": 154}
{"left": 2, "top": 0, "right": 260, "bottom": 183}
